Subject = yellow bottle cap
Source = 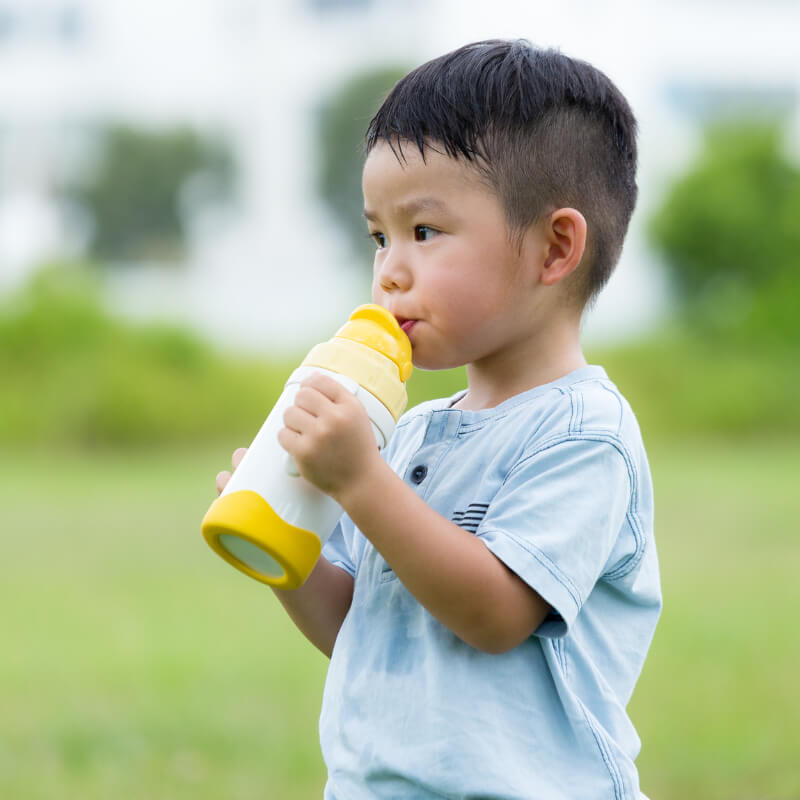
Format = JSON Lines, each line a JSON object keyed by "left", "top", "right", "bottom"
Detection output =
{"left": 202, "top": 490, "right": 322, "bottom": 590}
{"left": 302, "top": 304, "right": 413, "bottom": 421}
{"left": 335, "top": 305, "right": 413, "bottom": 382}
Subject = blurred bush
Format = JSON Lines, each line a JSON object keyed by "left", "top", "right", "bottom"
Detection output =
{"left": 3, "top": 256, "right": 797, "bottom": 451}
{"left": 648, "top": 118, "right": 800, "bottom": 349}
{"left": 64, "top": 125, "right": 236, "bottom": 263}
{"left": 0, "top": 264, "right": 291, "bottom": 449}
{"left": 592, "top": 329, "right": 800, "bottom": 439}
{"left": 637, "top": 116, "right": 800, "bottom": 438}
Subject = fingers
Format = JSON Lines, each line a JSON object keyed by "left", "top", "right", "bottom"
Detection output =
{"left": 216, "top": 470, "right": 231, "bottom": 495}
{"left": 292, "top": 385, "right": 329, "bottom": 417}
{"left": 283, "top": 403, "right": 316, "bottom": 434}
{"left": 215, "top": 376, "right": 356, "bottom": 497}
{"left": 285, "top": 377, "right": 344, "bottom": 433}
{"left": 288, "top": 374, "right": 358, "bottom": 424}
{"left": 216, "top": 447, "right": 247, "bottom": 495}
{"left": 277, "top": 425, "right": 300, "bottom": 453}
{"left": 232, "top": 447, "right": 247, "bottom": 469}
{"left": 301, "top": 372, "right": 350, "bottom": 403}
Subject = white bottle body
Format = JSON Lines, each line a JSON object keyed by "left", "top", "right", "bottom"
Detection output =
{"left": 219, "top": 365, "right": 397, "bottom": 545}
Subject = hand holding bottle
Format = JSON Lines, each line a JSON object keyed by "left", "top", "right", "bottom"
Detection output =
{"left": 201, "top": 304, "right": 412, "bottom": 590}
{"left": 278, "top": 371, "right": 382, "bottom": 502}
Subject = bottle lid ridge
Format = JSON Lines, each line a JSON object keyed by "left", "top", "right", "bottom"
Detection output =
{"left": 335, "top": 304, "right": 413, "bottom": 383}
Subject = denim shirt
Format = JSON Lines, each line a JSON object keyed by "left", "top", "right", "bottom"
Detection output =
{"left": 320, "top": 366, "right": 661, "bottom": 799}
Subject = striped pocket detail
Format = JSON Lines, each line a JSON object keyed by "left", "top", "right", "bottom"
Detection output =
{"left": 451, "top": 503, "right": 489, "bottom": 532}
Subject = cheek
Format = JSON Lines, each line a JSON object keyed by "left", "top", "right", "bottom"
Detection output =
{"left": 447, "top": 280, "right": 510, "bottom": 337}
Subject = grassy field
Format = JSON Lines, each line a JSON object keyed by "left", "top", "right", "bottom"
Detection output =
{"left": 1, "top": 438, "right": 799, "bottom": 799}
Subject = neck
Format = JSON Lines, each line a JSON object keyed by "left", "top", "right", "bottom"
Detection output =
{"left": 456, "top": 316, "right": 587, "bottom": 411}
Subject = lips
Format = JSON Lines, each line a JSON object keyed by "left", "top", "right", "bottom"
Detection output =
{"left": 395, "top": 317, "right": 417, "bottom": 335}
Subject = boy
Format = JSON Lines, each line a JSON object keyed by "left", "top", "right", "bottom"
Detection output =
{"left": 217, "top": 39, "right": 661, "bottom": 799}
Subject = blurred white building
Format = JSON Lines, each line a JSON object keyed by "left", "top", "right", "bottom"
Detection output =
{"left": 0, "top": 0, "right": 798, "bottom": 351}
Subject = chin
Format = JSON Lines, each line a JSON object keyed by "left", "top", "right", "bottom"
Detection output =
{"left": 412, "top": 353, "right": 461, "bottom": 372}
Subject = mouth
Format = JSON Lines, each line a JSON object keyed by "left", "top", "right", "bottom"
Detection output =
{"left": 394, "top": 316, "right": 417, "bottom": 335}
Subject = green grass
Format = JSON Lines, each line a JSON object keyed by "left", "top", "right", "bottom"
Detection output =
{"left": 629, "top": 437, "right": 800, "bottom": 799}
{"left": 0, "top": 446, "right": 329, "bottom": 799}
{"left": 1, "top": 438, "right": 799, "bottom": 798}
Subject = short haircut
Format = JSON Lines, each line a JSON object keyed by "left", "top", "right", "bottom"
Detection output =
{"left": 365, "top": 39, "right": 638, "bottom": 304}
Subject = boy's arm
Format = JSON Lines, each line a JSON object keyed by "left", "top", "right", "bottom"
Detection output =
{"left": 279, "top": 374, "right": 550, "bottom": 655}
{"left": 216, "top": 449, "right": 353, "bottom": 658}
{"left": 340, "top": 461, "right": 549, "bottom": 654}
{"left": 271, "top": 557, "right": 353, "bottom": 658}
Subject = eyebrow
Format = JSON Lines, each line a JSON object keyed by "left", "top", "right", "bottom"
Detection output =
{"left": 363, "top": 196, "right": 446, "bottom": 222}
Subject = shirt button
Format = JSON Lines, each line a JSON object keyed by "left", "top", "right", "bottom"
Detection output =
{"left": 410, "top": 464, "right": 428, "bottom": 484}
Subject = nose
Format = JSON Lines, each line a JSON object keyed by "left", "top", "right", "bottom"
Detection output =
{"left": 374, "top": 246, "right": 412, "bottom": 294}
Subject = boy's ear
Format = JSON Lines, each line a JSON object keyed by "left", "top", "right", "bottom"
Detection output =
{"left": 539, "top": 208, "right": 587, "bottom": 287}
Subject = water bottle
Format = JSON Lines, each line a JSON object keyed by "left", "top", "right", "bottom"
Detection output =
{"left": 201, "top": 304, "right": 412, "bottom": 590}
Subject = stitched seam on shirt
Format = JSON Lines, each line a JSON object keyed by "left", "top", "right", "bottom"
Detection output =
{"left": 456, "top": 409, "right": 512, "bottom": 434}
{"left": 567, "top": 388, "right": 577, "bottom": 434}
{"left": 578, "top": 433, "right": 644, "bottom": 580}
{"left": 551, "top": 637, "right": 568, "bottom": 677}
{"left": 579, "top": 701, "right": 626, "bottom": 800}
{"left": 575, "top": 392, "right": 583, "bottom": 433}
{"left": 604, "top": 509, "right": 647, "bottom": 580}
{"left": 481, "top": 526, "right": 582, "bottom": 611}
{"left": 395, "top": 413, "right": 424, "bottom": 431}
{"left": 506, "top": 432, "right": 646, "bottom": 581}
{"left": 362, "top": 772, "right": 457, "bottom": 799}
{"left": 598, "top": 382, "right": 625, "bottom": 435}
{"left": 457, "top": 416, "right": 503, "bottom": 435}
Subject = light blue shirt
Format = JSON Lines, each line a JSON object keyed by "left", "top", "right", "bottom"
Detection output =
{"left": 320, "top": 366, "right": 661, "bottom": 799}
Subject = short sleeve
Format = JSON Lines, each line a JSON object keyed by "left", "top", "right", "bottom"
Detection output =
{"left": 477, "top": 436, "right": 632, "bottom": 638}
{"left": 321, "top": 514, "right": 358, "bottom": 578}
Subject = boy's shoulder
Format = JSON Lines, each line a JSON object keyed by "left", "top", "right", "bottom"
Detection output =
{"left": 553, "top": 367, "right": 641, "bottom": 441}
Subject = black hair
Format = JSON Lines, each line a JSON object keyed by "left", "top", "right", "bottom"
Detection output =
{"left": 365, "top": 39, "right": 638, "bottom": 304}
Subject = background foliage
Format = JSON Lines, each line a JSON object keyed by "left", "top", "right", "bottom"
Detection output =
{"left": 8, "top": 116, "right": 800, "bottom": 449}
{"left": 0, "top": 264, "right": 289, "bottom": 448}
{"left": 2, "top": 260, "right": 797, "bottom": 451}
{"left": 315, "top": 65, "right": 409, "bottom": 266}
{"left": 648, "top": 118, "right": 800, "bottom": 348}
{"left": 64, "top": 125, "right": 235, "bottom": 263}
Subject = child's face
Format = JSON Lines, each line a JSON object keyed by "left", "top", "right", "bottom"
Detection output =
{"left": 364, "top": 142, "right": 545, "bottom": 371}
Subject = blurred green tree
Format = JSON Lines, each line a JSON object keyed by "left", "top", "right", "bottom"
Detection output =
{"left": 315, "top": 65, "right": 409, "bottom": 269}
{"left": 66, "top": 125, "right": 235, "bottom": 263}
{"left": 648, "top": 119, "right": 800, "bottom": 345}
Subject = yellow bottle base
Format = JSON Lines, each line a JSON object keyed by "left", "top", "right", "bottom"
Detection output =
{"left": 201, "top": 490, "right": 322, "bottom": 590}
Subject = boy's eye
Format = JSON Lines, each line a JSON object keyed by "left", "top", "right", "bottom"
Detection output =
{"left": 414, "top": 225, "right": 438, "bottom": 242}
{"left": 370, "top": 232, "right": 387, "bottom": 249}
